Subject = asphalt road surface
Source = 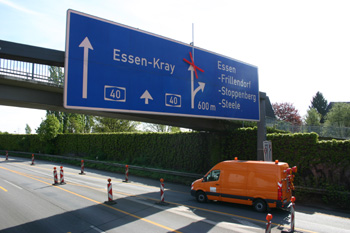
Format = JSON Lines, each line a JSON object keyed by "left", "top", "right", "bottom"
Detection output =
{"left": 0, "top": 156, "right": 349, "bottom": 233}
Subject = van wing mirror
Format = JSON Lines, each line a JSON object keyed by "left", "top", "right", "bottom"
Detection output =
{"left": 202, "top": 177, "right": 207, "bottom": 182}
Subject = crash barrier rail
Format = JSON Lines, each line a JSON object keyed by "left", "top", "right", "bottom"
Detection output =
{"left": 2, "top": 150, "right": 350, "bottom": 197}
{"left": 0, "top": 150, "right": 203, "bottom": 179}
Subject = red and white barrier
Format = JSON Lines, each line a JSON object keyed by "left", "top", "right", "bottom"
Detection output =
{"left": 265, "top": 213, "right": 273, "bottom": 233}
{"left": 5, "top": 151, "right": 8, "bottom": 161}
{"left": 290, "top": 196, "right": 296, "bottom": 232}
{"left": 156, "top": 178, "right": 168, "bottom": 205}
{"left": 79, "top": 160, "right": 85, "bottom": 175}
{"left": 53, "top": 167, "right": 58, "bottom": 185}
{"left": 31, "top": 154, "right": 35, "bottom": 165}
{"left": 108, "top": 179, "right": 113, "bottom": 201}
{"left": 60, "top": 166, "right": 66, "bottom": 184}
{"left": 104, "top": 178, "right": 117, "bottom": 204}
{"left": 160, "top": 178, "right": 165, "bottom": 202}
{"left": 123, "top": 165, "right": 129, "bottom": 182}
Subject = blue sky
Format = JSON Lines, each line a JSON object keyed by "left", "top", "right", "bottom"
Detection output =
{"left": 1, "top": 0, "right": 350, "bottom": 133}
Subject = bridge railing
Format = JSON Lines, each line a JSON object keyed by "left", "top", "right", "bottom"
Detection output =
{"left": 0, "top": 58, "right": 63, "bottom": 86}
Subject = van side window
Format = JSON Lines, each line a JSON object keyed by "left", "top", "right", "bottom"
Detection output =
{"left": 206, "top": 170, "right": 220, "bottom": 182}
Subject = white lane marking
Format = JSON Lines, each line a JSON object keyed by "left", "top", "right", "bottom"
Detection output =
{"left": 236, "top": 219, "right": 261, "bottom": 228}
{"left": 90, "top": 225, "right": 105, "bottom": 233}
{"left": 119, "top": 195, "right": 262, "bottom": 232}
{"left": 4, "top": 180, "right": 23, "bottom": 190}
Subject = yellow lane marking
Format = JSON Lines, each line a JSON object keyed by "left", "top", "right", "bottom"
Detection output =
{"left": 19, "top": 162, "right": 188, "bottom": 194}
{"left": 2, "top": 164, "right": 323, "bottom": 233}
{"left": 64, "top": 181, "right": 318, "bottom": 233}
{"left": 0, "top": 166, "right": 181, "bottom": 233}
{"left": 0, "top": 186, "right": 7, "bottom": 192}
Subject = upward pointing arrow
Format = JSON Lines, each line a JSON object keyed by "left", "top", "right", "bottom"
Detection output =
{"left": 140, "top": 90, "right": 153, "bottom": 104}
{"left": 79, "top": 37, "right": 93, "bottom": 99}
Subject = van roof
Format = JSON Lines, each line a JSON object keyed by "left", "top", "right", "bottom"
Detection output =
{"left": 221, "top": 160, "right": 288, "bottom": 166}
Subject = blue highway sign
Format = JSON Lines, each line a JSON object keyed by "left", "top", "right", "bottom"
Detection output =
{"left": 64, "top": 10, "right": 260, "bottom": 121}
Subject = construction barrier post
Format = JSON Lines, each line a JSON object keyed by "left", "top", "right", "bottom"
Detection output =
{"left": 5, "top": 151, "right": 8, "bottom": 161}
{"left": 160, "top": 178, "right": 164, "bottom": 202}
{"left": 282, "top": 196, "right": 296, "bottom": 233}
{"left": 104, "top": 178, "right": 117, "bottom": 205}
{"left": 265, "top": 213, "right": 273, "bottom": 233}
{"left": 160, "top": 178, "right": 165, "bottom": 202}
{"left": 290, "top": 196, "right": 296, "bottom": 232}
{"left": 52, "top": 167, "right": 58, "bottom": 185}
{"left": 156, "top": 178, "right": 168, "bottom": 205}
{"left": 123, "top": 165, "right": 129, "bottom": 182}
{"left": 31, "top": 154, "right": 35, "bottom": 165}
{"left": 79, "top": 160, "right": 86, "bottom": 175}
{"left": 60, "top": 166, "right": 66, "bottom": 185}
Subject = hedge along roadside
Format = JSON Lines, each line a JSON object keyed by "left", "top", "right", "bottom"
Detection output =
{"left": 1, "top": 149, "right": 349, "bottom": 208}
{"left": 0, "top": 129, "right": 350, "bottom": 191}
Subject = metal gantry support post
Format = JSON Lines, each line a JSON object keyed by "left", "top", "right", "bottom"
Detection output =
{"left": 257, "top": 92, "right": 267, "bottom": 160}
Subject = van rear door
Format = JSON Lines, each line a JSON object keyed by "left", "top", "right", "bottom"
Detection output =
{"left": 279, "top": 166, "right": 292, "bottom": 207}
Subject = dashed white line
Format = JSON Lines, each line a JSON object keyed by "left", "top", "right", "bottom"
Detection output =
{"left": 4, "top": 180, "right": 22, "bottom": 189}
{"left": 90, "top": 225, "right": 105, "bottom": 233}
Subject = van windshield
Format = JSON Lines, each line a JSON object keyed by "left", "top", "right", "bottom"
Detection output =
{"left": 205, "top": 170, "right": 220, "bottom": 182}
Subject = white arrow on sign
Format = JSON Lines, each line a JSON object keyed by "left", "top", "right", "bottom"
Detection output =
{"left": 140, "top": 90, "right": 153, "bottom": 104}
{"left": 79, "top": 37, "right": 93, "bottom": 99}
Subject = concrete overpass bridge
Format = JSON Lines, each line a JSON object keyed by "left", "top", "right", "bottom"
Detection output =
{"left": 0, "top": 39, "right": 271, "bottom": 158}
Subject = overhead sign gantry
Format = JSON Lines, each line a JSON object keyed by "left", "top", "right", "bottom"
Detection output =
{"left": 64, "top": 10, "right": 260, "bottom": 121}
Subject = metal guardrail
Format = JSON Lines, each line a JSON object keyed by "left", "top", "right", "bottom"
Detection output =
{"left": 2, "top": 150, "right": 350, "bottom": 197}
{"left": 0, "top": 150, "right": 203, "bottom": 179}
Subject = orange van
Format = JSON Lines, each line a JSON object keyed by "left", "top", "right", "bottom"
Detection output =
{"left": 191, "top": 159, "right": 297, "bottom": 212}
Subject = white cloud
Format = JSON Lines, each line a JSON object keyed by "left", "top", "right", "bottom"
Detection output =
{"left": 0, "top": 0, "right": 42, "bottom": 15}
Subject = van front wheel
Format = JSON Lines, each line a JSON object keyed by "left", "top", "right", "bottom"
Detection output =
{"left": 253, "top": 199, "right": 267, "bottom": 212}
{"left": 196, "top": 191, "right": 207, "bottom": 203}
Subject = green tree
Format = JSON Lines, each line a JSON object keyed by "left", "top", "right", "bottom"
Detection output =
{"left": 324, "top": 103, "right": 350, "bottom": 138}
{"left": 82, "top": 115, "right": 95, "bottom": 133}
{"left": 144, "top": 124, "right": 181, "bottom": 132}
{"left": 325, "top": 103, "right": 350, "bottom": 127}
{"left": 36, "top": 114, "right": 60, "bottom": 141}
{"left": 66, "top": 114, "right": 85, "bottom": 133}
{"left": 25, "top": 124, "right": 32, "bottom": 134}
{"left": 310, "top": 91, "right": 328, "bottom": 123}
{"left": 48, "top": 66, "right": 64, "bottom": 85}
{"left": 93, "top": 117, "right": 138, "bottom": 132}
{"left": 305, "top": 108, "right": 321, "bottom": 126}
{"left": 46, "top": 111, "right": 95, "bottom": 133}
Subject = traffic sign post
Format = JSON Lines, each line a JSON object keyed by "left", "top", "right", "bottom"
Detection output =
{"left": 65, "top": 10, "right": 259, "bottom": 121}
